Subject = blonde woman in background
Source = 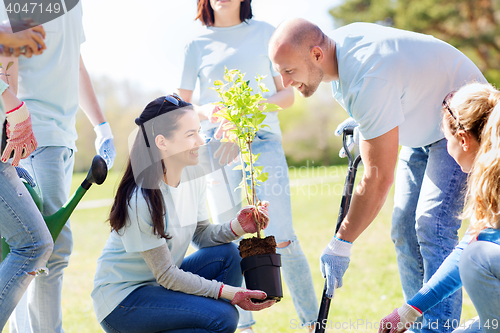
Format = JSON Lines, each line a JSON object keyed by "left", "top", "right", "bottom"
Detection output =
{"left": 379, "top": 82, "right": 500, "bottom": 333}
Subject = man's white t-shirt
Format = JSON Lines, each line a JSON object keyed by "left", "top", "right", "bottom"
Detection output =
{"left": 330, "top": 22, "right": 485, "bottom": 148}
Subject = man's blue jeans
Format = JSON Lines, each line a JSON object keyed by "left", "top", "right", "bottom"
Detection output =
{"left": 101, "top": 243, "right": 242, "bottom": 333}
{"left": 200, "top": 128, "right": 318, "bottom": 328}
{"left": 0, "top": 161, "right": 53, "bottom": 329}
{"left": 10, "top": 146, "right": 75, "bottom": 333}
{"left": 392, "top": 138, "right": 467, "bottom": 333}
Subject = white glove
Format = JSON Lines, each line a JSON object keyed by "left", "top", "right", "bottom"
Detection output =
{"left": 94, "top": 122, "right": 116, "bottom": 169}
{"left": 334, "top": 117, "right": 362, "bottom": 158}
{"left": 320, "top": 236, "right": 352, "bottom": 298}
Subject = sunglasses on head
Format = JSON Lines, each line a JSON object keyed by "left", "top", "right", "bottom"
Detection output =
{"left": 142, "top": 94, "right": 185, "bottom": 149}
{"left": 154, "top": 94, "right": 183, "bottom": 118}
{"left": 442, "top": 90, "right": 463, "bottom": 130}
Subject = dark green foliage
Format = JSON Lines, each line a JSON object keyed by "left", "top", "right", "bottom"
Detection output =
{"left": 330, "top": 0, "right": 500, "bottom": 86}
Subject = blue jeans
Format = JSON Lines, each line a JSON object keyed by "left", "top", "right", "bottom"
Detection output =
{"left": 10, "top": 146, "right": 75, "bottom": 333}
{"left": 391, "top": 139, "right": 467, "bottom": 333}
{"left": 458, "top": 241, "right": 500, "bottom": 333}
{"left": 0, "top": 162, "right": 53, "bottom": 329}
{"left": 101, "top": 243, "right": 242, "bottom": 333}
{"left": 200, "top": 129, "right": 318, "bottom": 328}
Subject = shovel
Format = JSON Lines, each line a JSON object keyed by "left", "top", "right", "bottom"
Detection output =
{"left": 315, "top": 128, "right": 361, "bottom": 333}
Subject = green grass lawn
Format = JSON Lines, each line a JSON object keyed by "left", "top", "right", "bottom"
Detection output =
{"left": 3, "top": 165, "right": 477, "bottom": 332}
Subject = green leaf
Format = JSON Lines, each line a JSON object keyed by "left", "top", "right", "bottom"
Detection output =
{"left": 257, "top": 172, "right": 269, "bottom": 183}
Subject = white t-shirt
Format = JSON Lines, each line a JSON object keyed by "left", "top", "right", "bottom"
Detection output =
{"left": 92, "top": 166, "right": 210, "bottom": 323}
{"left": 0, "top": 80, "right": 7, "bottom": 139}
{"left": 330, "top": 22, "right": 486, "bottom": 148}
{"left": 0, "top": 3, "right": 86, "bottom": 150}
{"left": 179, "top": 19, "right": 282, "bottom": 136}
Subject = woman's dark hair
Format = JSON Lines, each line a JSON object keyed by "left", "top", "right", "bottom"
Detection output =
{"left": 108, "top": 96, "right": 192, "bottom": 240}
{"left": 196, "top": 0, "right": 253, "bottom": 26}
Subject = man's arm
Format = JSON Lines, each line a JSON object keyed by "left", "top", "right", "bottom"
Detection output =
{"left": 78, "top": 55, "right": 105, "bottom": 125}
{"left": 336, "top": 126, "right": 399, "bottom": 242}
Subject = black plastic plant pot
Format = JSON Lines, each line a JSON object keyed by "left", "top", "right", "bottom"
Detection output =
{"left": 240, "top": 253, "right": 283, "bottom": 302}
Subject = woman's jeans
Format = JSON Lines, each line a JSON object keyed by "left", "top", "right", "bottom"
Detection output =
{"left": 392, "top": 139, "right": 467, "bottom": 333}
{"left": 101, "top": 243, "right": 242, "bottom": 333}
{"left": 200, "top": 128, "right": 318, "bottom": 328}
{"left": 0, "top": 161, "right": 53, "bottom": 329}
{"left": 458, "top": 240, "right": 500, "bottom": 333}
{"left": 10, "top": 146, "right": 75, "bottom": 333}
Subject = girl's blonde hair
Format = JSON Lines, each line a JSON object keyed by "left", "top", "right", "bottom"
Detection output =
{"left": 445, "top": 83, "right": 500, "bottom": 235}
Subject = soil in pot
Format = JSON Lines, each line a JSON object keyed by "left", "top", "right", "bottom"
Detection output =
{"left": 239, "top": 235, "right": 276, "bottom": 258}
{"left": 239, "top": 236, "right": 283, "bottom": 302}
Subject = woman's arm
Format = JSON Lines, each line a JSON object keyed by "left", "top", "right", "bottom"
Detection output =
{"left": 407, "top": 235, "right": 471, "bottom": 312}
{"left": 191, "top": 219, "right": 239, "bottom": 249}
{"left": 262, "top": 76, "right": 294, "bottom": 110}
{"left": 141, "top": 243, "right": 221, "bottom": 298}
{"left": 177, "top": 88, "right": 216, "bottom": 122}
{"left": 192, "top": 204, "right": 270, "bottom": 249}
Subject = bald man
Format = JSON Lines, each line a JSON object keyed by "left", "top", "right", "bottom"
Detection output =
{"left": 269, "top": 18, "right": 485, "bottom": 333}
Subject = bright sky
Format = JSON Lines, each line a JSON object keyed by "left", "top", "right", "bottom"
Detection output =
{"left": 80, "top": 0, "right": 340, "bottom": 94}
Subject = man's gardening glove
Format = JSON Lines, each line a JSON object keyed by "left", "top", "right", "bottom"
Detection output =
{"left": 94, "top": 122, "right": 116, "bottom": 169}
{"left": 219, "top": 284, "right": 275, "bottom": 311}
{"left": 1, "top": 102, "right": 37, "bottom": 166}
{"left": 320, "top": 236, "right": 352, "bottom": 298}
{"left": 230, "top": 201, "right": 270, "bottom": 237}
{"left": 334, "top": 117, "right": 362, "bottom": 158}
{"left": 379, "top": 303, "right": 422, "bottom": 333}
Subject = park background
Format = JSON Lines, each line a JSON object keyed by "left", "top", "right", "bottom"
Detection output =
{"left": 4, "top": 0, "right": 500, "bottom": 332}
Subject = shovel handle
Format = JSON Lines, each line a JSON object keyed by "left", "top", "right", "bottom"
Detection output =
{"left": 314, "top": 129, "right": 361, "bottom": 333}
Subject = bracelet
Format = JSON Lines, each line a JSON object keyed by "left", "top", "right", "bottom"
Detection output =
{"left": 218, "top": 284, "right": 224, "bottom": 299}
{"left": 6, "top": 102, "right": 24, "bottom": 114}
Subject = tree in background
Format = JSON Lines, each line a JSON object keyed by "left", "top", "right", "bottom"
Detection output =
{"left": 330, "top": 0, "right": 500, "bottom": 85}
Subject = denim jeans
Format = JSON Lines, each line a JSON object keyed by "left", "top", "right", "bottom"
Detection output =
{"left": 0, "top": 162, "right": 53, "bottom": 329}
{"left": 391, "top": 139, "right": 467, "bottom": 333}
{"left": 101, "top": 243, "right": 242, "bottom": 333}
{"left": 10, "top": 146, "right": 75, "bottom": 333}
{"left": 200, "top": 129, "right": 318, "bottom": 328}
{"left": 458, "top": 241, "right": 500, "bottom": 333}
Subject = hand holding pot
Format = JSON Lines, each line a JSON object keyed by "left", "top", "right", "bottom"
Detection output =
{"left": 219, "top": 284, "right": 275, "bottom": 311}
{"left": 230, "top": 201, "right": 270, "bottom": 237}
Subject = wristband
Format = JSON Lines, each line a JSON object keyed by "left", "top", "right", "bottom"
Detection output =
{"left": 218, "top": 284, "right": 224, "bottom": 299}
{"left": 7, "top": 102, "right": 24, "bottom": 114}
{"left": 325, "top": 236, "right": 353, "bottom": 257}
